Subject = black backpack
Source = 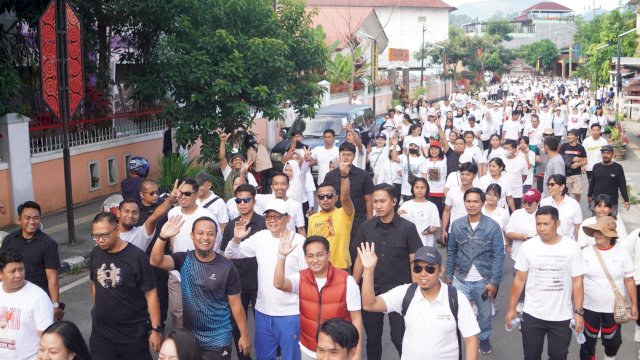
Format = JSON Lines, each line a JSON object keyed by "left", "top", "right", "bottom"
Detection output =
{"left": 401, "top": 283, "right": 461, "bottom": 360}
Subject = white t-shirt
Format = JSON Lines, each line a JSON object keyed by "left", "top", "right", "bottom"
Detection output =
{"left": 518, "top": 150, "right": 536, "bottom": 186}
{"left": 222, "top": 165, "right": 258, "bottom": 187}
{"left": 421, "top": 122, "right": 439, "bottom": 139}
{"left": 445, "top": 186, "right": 468, "bottom": 230}
{"left": 482, "top": 148, "right": 505, "bottom": 164}
{"left": 515, "top": 236, "right": 585, "bottom": 321}
{"left": 197, "top": 192, "right": 230, "bottom": 225}
{"left": 380, "top": 283, "right": 480, "bottom": 360}
{"left": 462, "top": 146, "right": 485, "bottom": 165}
{"left": 505, "top": 209, "right": 537, "bottom": 261}
{"left": 287, "top": 273, "right": 361, "bottom": 358}
{"left": 582, "top": 245, "right": 634, "bottom": 313}
{"left": 425, "top": 159, "right": 447, "bottom": 194}
{"left": 400, "top": 155, "right": 428, "bottom": 196}
{"left": 119, "top": 225, "right": 153, "bottom": 252}
{"left": 503, "top": 156, "right": 528, "bottom": 198}
{"left": 478, "top": 174, "right": 512, "bottom": 209}
{"left": 369, "top": 146, "right": 390, "bottom": 184}
{"left": 168, "top": 206, "right": 218, "bottom": 279}
{"left": 503, "top": 120, "right": 522, "bottom": 141}
{"left": 524, "top": 126, "right": 544, "bottom": 147}
{"left": 581, "top": 137, "right": 608, "bottom": 171}
{"left": 399, "top": 200, "right": 441, "bottom": 246}
{"left": 481, "top": 206, "right": 509, "bottom": 231}
{"left": 540, "top": 196, "right": 583, "bottom": 240}
{"left": 256, "top": 194, "right": 305, "bottom": 231}
{"left": 444, "top": 172, "right": 480, "bottom": 192}
{"left": 0, "top": 282, "right": 54, "bottom": 360}
{"left": 312, "top": 146, "right": 339, "bottom": 184}
{"left": 567, "top": 113, "right": 582, "bottom": 131}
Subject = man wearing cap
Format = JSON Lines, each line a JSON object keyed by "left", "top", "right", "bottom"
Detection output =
{"left": 219, "top": 133, "right": 259, "bottom": 200}
{"left": 446, "top": 187, "right": 504, "bottom": 355}
{"left": 587, "top": 145, "right": 629, "bottom": 216}
{"left": 559, "top": 130, "right": 587, "bottom": 202}
{"left": 360, "top": 244, "right": 480, "bottom": 360}
{"left": 196, "top": 171, "right": 229, "bottom": 233}
{"left": 225, "top": 198, "right": 307, "bottom": 360}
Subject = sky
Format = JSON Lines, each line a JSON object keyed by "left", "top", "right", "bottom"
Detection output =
{"left": 446, "top": 0, "right": 624, "bottom": 11}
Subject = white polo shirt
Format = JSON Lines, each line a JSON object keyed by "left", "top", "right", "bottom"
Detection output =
{"left": 539, "top": 196, "right": 583, "bottom": 240}
{"left": 380, "top": 282, "right": 480, "bottom": 360}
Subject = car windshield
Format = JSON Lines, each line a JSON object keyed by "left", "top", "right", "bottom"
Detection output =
{"left": 302, "top": 115, "right": 346, "bottom": 137}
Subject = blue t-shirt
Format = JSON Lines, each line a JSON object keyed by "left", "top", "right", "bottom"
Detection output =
{"left": 171, "top": 251, "right": 241, "bottom": 350}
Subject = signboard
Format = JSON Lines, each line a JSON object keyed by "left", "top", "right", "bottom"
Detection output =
{"left": 388, "top": 48, "right": 409, "bottom": 62}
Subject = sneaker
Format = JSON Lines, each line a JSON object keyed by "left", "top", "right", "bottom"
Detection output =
{"left": 603, "top": 355, "right": 615, "bottom": 360}
{"left": 479, "top": 340, "right": 492, "bottom": 354}
{"left": 516, "top": 302, "right": 524, "bottom": 313}
{"left": 491, "top": 303, "right": 496, "bottom": 317}
{"left": 635, "top": 325, "right": 640, "bottom": 342}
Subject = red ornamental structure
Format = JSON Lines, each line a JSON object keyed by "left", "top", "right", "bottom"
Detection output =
{"left": 39, "top": 0, "right": 84, "bottom": 244}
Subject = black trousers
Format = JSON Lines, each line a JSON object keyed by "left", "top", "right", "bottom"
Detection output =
{"left": 153, "top": 267, "right": 169, "bottom": 326}
{"left": 637, "top": 285, "right": 640, "bottom": 327}
{"left": 427, "top": 195, "right": 445, "bottom": 218}
{"left": 90, "top": 334, "right": 152, "bottom": 360}
{"left": 362, "top": 310, "right": 404, "bottom": 360}
{"left": 349, "top": 214, "right": 367, "bottom": 268}
{"left": 521, "top": 312, "right": 572, "bottom": 360}
{"left": 231, "top": 289, "right": 257, "bottom": 360}
{"left": 580, "top": 308, "right": 621, "bottom": 360}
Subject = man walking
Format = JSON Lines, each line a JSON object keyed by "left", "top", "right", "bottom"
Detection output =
{"left": 311, "top": 129, "right": 340, "bottom": 184}
{"left": 0, "top": 201, "right": 62, "bottom": 320}
{"left": 542, "top": 136, "right": 564, "bottom": 197}
{"left": 352, "top": 184, "right": 423, "bottom": 360}
{"left": 587, "top": 145, "right": 630, "bottom": 215}
{"left": 559, "top": 130, "right": 587, "bottom": 202}
{"left": 446, "top": 187, "right": 504, "bottom": 355}
{"left": 308, "top": 160, "right": 354, "bottom": 270}
{"left": 196, "top": 171, "right": 229, "bottom": 233}
{"left": 505, "top": 206, "right": 585, "bottom": 360}
{"left": 581, "top": 123, "right": 607, "bottom": 183}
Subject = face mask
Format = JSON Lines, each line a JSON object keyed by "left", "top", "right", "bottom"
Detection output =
{"left": 409, "top": 148, "right": 419, "bottom": 155}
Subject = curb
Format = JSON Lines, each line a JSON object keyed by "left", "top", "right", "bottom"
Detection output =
{"left": 59, "top": 251, "right": 92, "bottom": 275}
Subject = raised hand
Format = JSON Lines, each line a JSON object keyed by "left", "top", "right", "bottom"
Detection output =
{"left": 303, "top": 147, "right": 313, "bottom": 162}
{"left": 220, "top": 132, "right": 229, "bottom": 143}
{"left": 357, "top": 242, "right": 378, "bottom": 271}
{"left": 159, "top": 215, "right": 184, "bottom": 239}
{"left": 241, "top": 160, "right": 253, "bottom": 175}
{"left": 278, "top": 229, "right": 298, "bottom": 257}
{"left": 339, "top": 160, "right": 351, "bottom": 178}
{"left": 233, "top": 219, "right": 252, "bottom": 242}
{"left": 169, "top": 179, "right": 182, "bottom": 202}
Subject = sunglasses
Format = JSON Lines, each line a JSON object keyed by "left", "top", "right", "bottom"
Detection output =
{"left": 142, "top": 191, "right": 158, "bottom": 196}
{"left": 179, "top": 191, "right": 195, "bottom": 197}
{"left": 318, "top": 194, "right": 336, "bottom": 200}
{"left": 235, "top": 197, "right": 253, "bottom": 204}
{"left": 265, "top": 214, "right": 285, "bottom": 221}
{"left": 412, "top": 264, "right": 437, "bottom": 274}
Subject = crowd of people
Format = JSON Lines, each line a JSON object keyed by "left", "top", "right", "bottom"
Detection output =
{"left": 1, "top": 75, "right": 640, "bottom": 360}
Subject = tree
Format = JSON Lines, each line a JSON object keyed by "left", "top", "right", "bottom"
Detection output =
{"left": 574, "top": 9, "right": 637, "bottom": 87}
{"left": 517, "top": 40, "right": 559, "bottom": 72}
{"left": 160, "top": 0, "right": 328, "bottom": 163}
{"left": 485, "top": 20, "right": 514, "bottom": 42}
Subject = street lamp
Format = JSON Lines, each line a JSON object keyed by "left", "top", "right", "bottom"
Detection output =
{"left": 616, "top": 28, "right": 636, "bottom": 114}
{"left": 419, "top": 17, "right": 427, "bottom": 87}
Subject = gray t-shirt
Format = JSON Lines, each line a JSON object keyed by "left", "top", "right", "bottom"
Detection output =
{"left": 542, "top": 155, "right": 565, "bottom": 197}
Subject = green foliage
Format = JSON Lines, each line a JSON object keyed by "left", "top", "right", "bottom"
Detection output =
{"left": 485, "top": 20, "right": 514, "bottom": 42}
{"left": 160, "top": 0, "right": 328, "bottom": 164}
{"left": 157, "top": 154, "right": 203, "bottom": 192}
{"left": 517, "top": 40, "right": 559, "bottom": 71}
{"left": 574, "top": 10, "right": 637, "bottom": 87}
{"left": 326, "top": 46, "right": 370, "bottom": 89}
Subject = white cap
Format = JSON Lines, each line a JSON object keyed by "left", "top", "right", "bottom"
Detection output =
{"left": 395, "top": 105, "right": 403, "bottom": 112}
{"left": 263, "top": 199, "right": 288, "bottom": 215}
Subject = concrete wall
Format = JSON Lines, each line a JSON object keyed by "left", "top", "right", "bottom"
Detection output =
{"left": 0, "top": 166, "right": 11, "bottom": 226}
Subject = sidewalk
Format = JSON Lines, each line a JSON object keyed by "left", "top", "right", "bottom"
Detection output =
{"left": 615, "top": 120, "right": 640, "bottom": 231}
{"left": 1, "top": 194, "right": 112, "bottom": 274}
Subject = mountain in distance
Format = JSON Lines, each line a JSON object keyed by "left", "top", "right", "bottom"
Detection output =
{"left": 451, "top": 0, "right": 538, "bottom": 21}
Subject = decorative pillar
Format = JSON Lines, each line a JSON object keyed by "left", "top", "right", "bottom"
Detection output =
{"left": 0, "top": 113, "right": 35, "bottom": 220}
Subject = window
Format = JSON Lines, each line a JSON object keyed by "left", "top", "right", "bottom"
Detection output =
{"left": 124, "top": 154, "right": 132, "bottom": 177}
{"left": 107, "top": 157, "right": 118, "bottom": 185}
{"left": 89, "top": 161, "right": 101, "bottom": 191}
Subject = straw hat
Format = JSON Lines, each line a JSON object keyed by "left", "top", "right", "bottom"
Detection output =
{"left": 582, "top": 216, "right": 618, "bottom": 239}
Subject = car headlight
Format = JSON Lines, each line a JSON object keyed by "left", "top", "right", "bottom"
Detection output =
{"left": 271, "top": 152, "right": 283, "bottom": 162}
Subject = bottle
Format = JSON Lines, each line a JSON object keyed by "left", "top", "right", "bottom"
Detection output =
{"left": 505, "top": 317, "right": 522, "bottom": 332}
{"left": 570, "top": 319, "right": 586, "bottom": 344}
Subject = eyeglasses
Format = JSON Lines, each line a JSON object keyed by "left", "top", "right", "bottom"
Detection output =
{"left": 142, "top": 191, "right": 158, "bottom": 196}
{"left": 91, "top": 226, "right": 118, "bottom": 241}
{"left": 235, "top": 197, "right": 253, "bottom": 204}
{"left": 317, "top": 194, "right": 336, "bottom": 200}
{"left": 412, "top": 264, "right": 437, "bottom": 274}
{"left": 179, "top": 191, "right": 195, "bottom": 197}
{"left": 264, "top": 214, "right": 285, "bottom": 221}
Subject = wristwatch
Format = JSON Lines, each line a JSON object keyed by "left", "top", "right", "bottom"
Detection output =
{"left": 151, "top": 326, "right": 162, "bottom": 333}
{"left": 574, "top": 308, "right": 584, "bottom": 316}
{"left": 52, "top": 302, "right": 59, "bottom": 309}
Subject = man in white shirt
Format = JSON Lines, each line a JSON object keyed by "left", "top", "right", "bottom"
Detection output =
{"left": 283, "top": 100, "right": 297, "bottom": 128}
{"left": 524, "top": 114, "right": 544, "bottom": 149}
{"left": 360, "top": 244, "right": 480, "bottom": 360}
{"left": 311, "top": 129, "right": 340, "bottom": 184}
{"left": 255, "top": 173, "right": 306, "bottom": 236}
{"left": 195, "top": 171, "right": 229, "bottom": 233}
{"left": 581, "top": 123, "right": 608, "bottom": 182}
{"left": 502, "top": 139, "right": 528, "bottom": 210}
{"left": 505, "top": 206, "right": 585, "bottom": 360}
{"left": 502, "top": 112, "right": 522, "bottom": 142}
{"left": 226, "top": 199, "right": 307, "bottom": 360}
{"left": 442, "top": 162, "right": 478, "bottom": 243}
{"left": 0, "top": 249, "right": 53, "bottom": 360}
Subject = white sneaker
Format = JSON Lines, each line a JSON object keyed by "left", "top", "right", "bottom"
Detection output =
{"left": 492, "top": 303, "right": 496, "bottom": 317}
{"left": 603, "top": 355, "right": 615, "bottom": 360}
{"left": 516, "top": 302, "right": 524, "bottom": 313}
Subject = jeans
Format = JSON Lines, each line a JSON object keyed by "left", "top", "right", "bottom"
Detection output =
{"left": 453, "top": 278, "right": 492, "bottom": 341}
{"left": 361, "top": 310, "right": 404, "bottom": 360}
{"left": 254, "top": 311, "right": 300, "bottom": 360}
{"left": 232, "top": 289, "right": 257, "bottom": 360}
{"left": 521, "top": 312, "right": 572, "bottom": 360}
{"left": 580, "top": 309, "right": 621, "bottom": 360}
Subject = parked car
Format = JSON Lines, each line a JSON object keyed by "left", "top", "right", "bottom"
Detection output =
{"left": 270, "top": 104, "right": 376, "bottom": 180}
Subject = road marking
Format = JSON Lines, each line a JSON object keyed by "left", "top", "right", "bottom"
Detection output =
{"left": 60, "top": 276, "right": 90, "bottom": 293}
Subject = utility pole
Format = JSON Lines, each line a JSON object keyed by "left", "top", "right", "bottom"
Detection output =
{"left": 419, "top": 18, "right": 426, "bottom": 87}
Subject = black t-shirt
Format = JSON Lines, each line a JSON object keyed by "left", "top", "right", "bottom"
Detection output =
{"left": 0, "top": 229, "right": 60, "bottom": 296}
{"left": 90, "top": 243, "right": 156, "bottom": 341}
{"left": 559, "top": 143, "right": 587, "bottom": 177}
{"left": 324, "top": 166, "right": 374, "bottom": 221}
{"left": 445, "top": 148, "right": 460, "bottom": 176}
{"left": 354, "top": 214, "right": 422, "bottom": 293}
{"left": 220, "top": 212, "right": 266, "bottom": 291}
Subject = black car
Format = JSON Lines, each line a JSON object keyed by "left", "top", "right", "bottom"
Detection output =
{"left": 270, "top": 104, "right": 376, "bottom": 179}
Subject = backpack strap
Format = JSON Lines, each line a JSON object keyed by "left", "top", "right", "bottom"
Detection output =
{"left": 401, "top": 283, "right": 418, "bottom": 317}
{"left": 447, "top": 284, "right": 462, "bottom": 360}
{"left": 203, "top": 196, "right": 220, "bottom": 209}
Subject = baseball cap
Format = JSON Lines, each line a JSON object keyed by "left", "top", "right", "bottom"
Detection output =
{"left": 468, "top": 115, "right": 476, "bottom": 121}
{"left": 395, "top": 105, "right": 403, "bottom": 112}
{"left": 376, "top": 133, "right": 387, "bottom": 140}
{"left": 600, "top": 145, "right": 614, "bottom": 152}
{"left": 522, "top": 189, "right": 541, "bottom": 203}
{"left": 412, "top": 246, "right": 442, "bottom": 265}
{"left": 263, "top": 199, "right": 288, "bottom": 215}
{"left": 429, "top": 140, "right": 442, "bottom": 148}
{"left": 543, "top": 128, "right": 554, "bottom": 135}
{"left": 227, "top": 149, "right": 246, "bottom": 162}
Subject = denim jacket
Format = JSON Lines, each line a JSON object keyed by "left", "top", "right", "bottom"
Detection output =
{"left": 445, "top": 215, "right": 505, "bottom": 287}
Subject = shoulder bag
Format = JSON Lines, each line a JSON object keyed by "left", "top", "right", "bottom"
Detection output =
{"left": 593, "top": 246, "right": 633, "bottom": 324}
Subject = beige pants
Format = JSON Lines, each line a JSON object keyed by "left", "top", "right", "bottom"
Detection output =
{"left": 168, "top": 273, "right": 183, "bottom": 330}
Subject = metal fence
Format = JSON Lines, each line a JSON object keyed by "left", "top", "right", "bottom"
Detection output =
{"left": 29, "top": 109, "right": 165, "bottom": 155}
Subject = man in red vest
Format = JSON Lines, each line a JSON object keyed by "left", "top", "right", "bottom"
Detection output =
{"left": 274, "top": 235, "right": 363, "bottom": 359}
